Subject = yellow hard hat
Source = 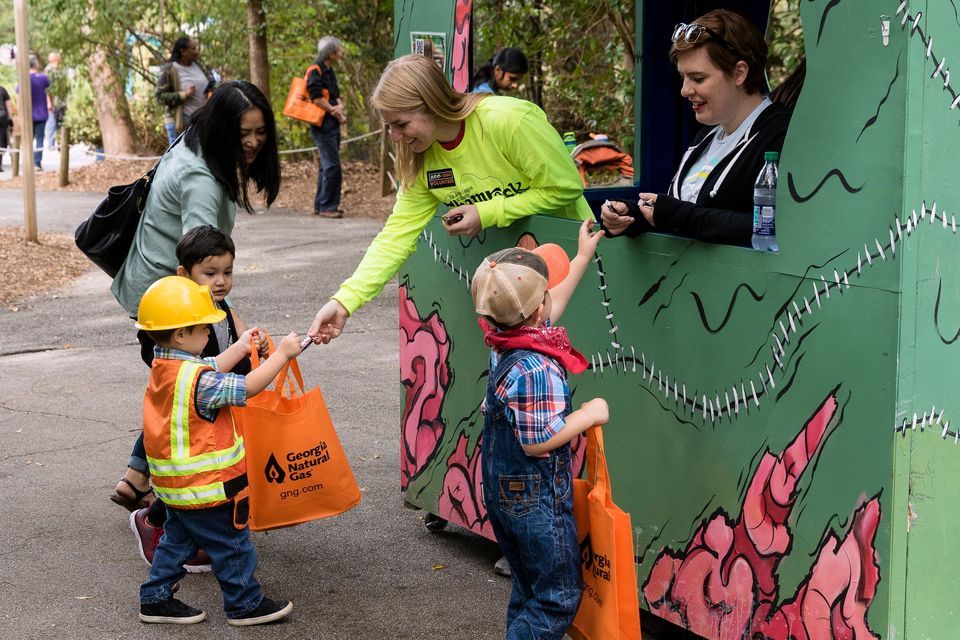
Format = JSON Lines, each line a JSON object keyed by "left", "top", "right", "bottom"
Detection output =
{"left": 135, "top": 275, "right": 226, "bottom": 331}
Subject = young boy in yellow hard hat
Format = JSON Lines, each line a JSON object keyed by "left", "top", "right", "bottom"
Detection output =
{"left": 135, "top": 275, "right": 300, "bottom": 626}
{"left": 471, "top": 218, "right": 608, "bottom": 638}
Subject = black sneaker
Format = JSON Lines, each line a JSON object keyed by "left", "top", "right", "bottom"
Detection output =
{"left": 227, "top": 596, "right": 293, "bottom": 627}
{"left": 139, "top": 598, "right": 206, "bottom": 624}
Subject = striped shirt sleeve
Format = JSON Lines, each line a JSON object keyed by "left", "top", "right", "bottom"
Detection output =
{"left": 195, "top": 370, "right": 247, "bottom": 420}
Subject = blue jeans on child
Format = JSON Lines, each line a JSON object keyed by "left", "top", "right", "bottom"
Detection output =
{"left": 140, "top": 502, "right": 263, "bottom": 618}
{"left": 481, "top": 349, "right": 582, "bottom": 640}
{"left": 309, "top": 119, "right": 342, "bottom": 213}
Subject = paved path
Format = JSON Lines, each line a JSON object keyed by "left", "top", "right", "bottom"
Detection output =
{"left": 0, "top": 190, "right": 508, "bottom": 639}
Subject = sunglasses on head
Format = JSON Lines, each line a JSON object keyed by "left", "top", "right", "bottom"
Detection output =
{"left": 672, "top": 23, "right": 747, "bottom": 61}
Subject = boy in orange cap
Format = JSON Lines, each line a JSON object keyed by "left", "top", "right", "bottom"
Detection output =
{"left": 471, "top": 218, "right": 608, "bottom": 639}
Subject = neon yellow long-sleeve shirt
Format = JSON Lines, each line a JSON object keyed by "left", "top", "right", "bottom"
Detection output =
{"left": 332, "top": 96, "right": 591, "bottom": 314}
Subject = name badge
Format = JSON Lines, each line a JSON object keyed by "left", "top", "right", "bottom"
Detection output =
{"left": 426, "top": 168, "right": 456, "bottom": 189}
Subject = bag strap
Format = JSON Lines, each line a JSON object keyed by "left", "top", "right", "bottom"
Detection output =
{"left": 303, "top": 64, "right": 321, "bottom": 81}
{"left": 250, "top": 336, "right": 306, "bottom": 398}
{"left": 585, "top": 426, "right": 614, "bottom": 506}
{"left": 142, "top": 132, "right": 183, "bottom": 183}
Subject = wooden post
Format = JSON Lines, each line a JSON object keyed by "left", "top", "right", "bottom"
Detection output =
{"left": 11, "top": 133, "right": 19, "bottom": 178}
{"left": 58, "top": 125, "right": 69, "bottom": 187}
{"left": 13, "top": 0, "right": 37, "bottom": 242}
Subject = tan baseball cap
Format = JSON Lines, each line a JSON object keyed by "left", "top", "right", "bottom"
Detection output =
{"left": 471, "top": 243, "right": 570, "bottom": 327}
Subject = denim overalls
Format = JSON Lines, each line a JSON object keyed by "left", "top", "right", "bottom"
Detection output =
{"left": 482, "top": 349, "right": 582, "bottom": 640}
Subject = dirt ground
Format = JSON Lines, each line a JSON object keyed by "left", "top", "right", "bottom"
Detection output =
{"left": 0, "top": 158, "right": 393, "bottom": 307}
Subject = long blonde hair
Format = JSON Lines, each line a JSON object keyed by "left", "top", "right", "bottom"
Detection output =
{"left": 372, "top": 54, "right": 487, "bottom": 189}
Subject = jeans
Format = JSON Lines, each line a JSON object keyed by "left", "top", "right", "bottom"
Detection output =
{"left": 309, "top": 121, "right": 342, "bottom": 213}
{"left": 164, "top": 113, "right": 192, "bottom": 147}
{"left": 140, "top": 503, "right": 263, "bottom": 617}
{"left": 32, "top": 121, "right": 44, "bottom": 167}
{"left": 482, "top": 349, "right": 582, "bottom": 640}
{"left": 44, "top": 108, "right": 62, "bottom": 150}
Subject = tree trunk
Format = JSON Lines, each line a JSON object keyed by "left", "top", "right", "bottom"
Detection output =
{"left": 87, "top": 46, "right": 137, "bottom": 155}
{"left": 527, "top": 0, "right": 544, "bottom": 107}
{"left": 247, "top": 0, "right": 270, "bottom": 101}
{"left": 606, "top": 3, "right": 635, "bottom": 74}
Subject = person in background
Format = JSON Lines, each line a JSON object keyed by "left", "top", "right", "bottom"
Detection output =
{"left": 0, "top": 84, "right": 13, "bottom": 171}
{"left": 43, "top": 51, "right": 67, "bottom": 151}
{"left": 308, "top": 36, "right": 347, "bottom": 218}
{"left": 156, "top": 37, "right": 215, "bottom": 146}
{"left": 19, "top": 54, "right": 49, "bottom": 170}
{"left": 471, "top": 47, "right": 528, "bottom": 94}
{"left": 600, "top": 9, "right": 791, "bottom": 246}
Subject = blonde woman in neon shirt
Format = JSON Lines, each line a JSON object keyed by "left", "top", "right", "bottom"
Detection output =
{"left": 308, "top": 54, "right": 590, "bottom": 342}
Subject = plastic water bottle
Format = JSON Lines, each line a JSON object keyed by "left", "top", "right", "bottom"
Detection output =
{"left": 563, "top": 132, "right": 576, "bottom": 154}
{"left": 752, "top": 151, "right": 779, "bottom": 252}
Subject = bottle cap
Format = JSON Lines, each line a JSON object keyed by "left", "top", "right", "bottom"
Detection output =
{"left": 563, "top": 132, "right": 576, "bottom": 143}
{"left": 764, "top": 151, "right": 779, "bottom": 162}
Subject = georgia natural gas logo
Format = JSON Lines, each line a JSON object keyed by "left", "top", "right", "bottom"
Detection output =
{"left": 264, "top": 442, "right": 330, "bottom": 484}
{"left": 579, "top": 533, "right": 612, "bottom": 582}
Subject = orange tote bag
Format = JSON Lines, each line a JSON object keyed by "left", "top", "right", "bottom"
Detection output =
{"left": 568, "top": 427, "right": 642, "bottom": 640}
{"left": 236, "top": 351, "right": 361, "bottom": 531}
{"left": 281, "top": 65, "right": 329, "bottom": 127}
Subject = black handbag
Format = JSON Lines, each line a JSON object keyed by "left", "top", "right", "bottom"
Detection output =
{"left": 74, "top": 140, "right": 176, "bottom": 278}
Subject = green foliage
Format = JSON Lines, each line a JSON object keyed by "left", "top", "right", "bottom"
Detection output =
{"left": 26, "top": 0, "right": 394, "bottom": 157}
{"left": 768, "top": 0, "right": 805, "bottom": 86}
{"left": 474, "top": 0, "right": 636, "bottom": 151}
{"left": 0, "top": 3, "right": 13, "bottom": 43}
{"left": 0, "top": 64, "right": 16, "bottom": 90}
{"left": 19, "top": 0, "right": 803, "bottom": 158}
{"left": 63, "top": 72, "right": 101, "bottom": 148}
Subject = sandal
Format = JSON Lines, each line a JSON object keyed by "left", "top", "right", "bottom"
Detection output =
{"left": 110, "top": 477, "right": 155, "bottom": 512}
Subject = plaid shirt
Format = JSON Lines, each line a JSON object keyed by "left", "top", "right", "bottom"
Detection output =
{"left": 490, "top": 349, "right": 569, "bottom": 452}
{"left": 153, "top": 348, "right": 247, "bottom": 421}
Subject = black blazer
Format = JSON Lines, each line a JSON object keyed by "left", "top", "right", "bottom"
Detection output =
{"left": 621, "top": 101, "right": 792, "bottom": 247}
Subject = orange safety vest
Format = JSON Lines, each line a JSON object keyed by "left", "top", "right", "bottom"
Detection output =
{"left": 143, "top": 358, "right": 247, "bottom": 509}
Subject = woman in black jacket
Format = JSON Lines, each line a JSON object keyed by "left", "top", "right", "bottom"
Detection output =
{"left": 602, "top": 9, "right": 791, "bottom": 247}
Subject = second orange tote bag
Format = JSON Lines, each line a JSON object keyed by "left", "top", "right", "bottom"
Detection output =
{"left": 568, "top": 427, "right": 642, "bottom": 640}
{"left": 281, "top": 65, "right": 329, "bottom": 127}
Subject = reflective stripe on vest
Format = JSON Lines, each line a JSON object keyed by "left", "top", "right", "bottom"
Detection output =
{"left": 154, "top": 481, "right": 228, "bottom": 507}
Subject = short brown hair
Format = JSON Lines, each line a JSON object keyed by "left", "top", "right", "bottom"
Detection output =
{"left": 669, "top": 9, "right": 768, "bottom": 95}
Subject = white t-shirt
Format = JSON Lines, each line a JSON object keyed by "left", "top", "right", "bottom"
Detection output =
{"left": 173, "top": 62, "right": 208, "bottom": 117}
{"left": 680, "top": 97, "right": 772, "bottom": 203}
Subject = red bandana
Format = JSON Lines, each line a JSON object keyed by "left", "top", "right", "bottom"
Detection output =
{"left": 478, "top": 318, "right": 589, "bottom": 374}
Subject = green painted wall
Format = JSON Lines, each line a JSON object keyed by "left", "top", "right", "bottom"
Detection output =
{"left": 395, "top": 1, "right": 960, "bottom": 638}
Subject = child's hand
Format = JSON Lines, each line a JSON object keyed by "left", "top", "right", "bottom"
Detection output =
{"left": 577, "top": 217, "right": 604, "bottom": 259}
{"left": 581, "top": 398, "right": 609, "bottom": 426}
{"left": 237, "top": 327, "right": 259, "bottom": 355}
{"left": 256, "top": 328, "right": 271, "bottom": 359}
{"left": 277, "top": 332, "right": 301, "bottom": 360}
